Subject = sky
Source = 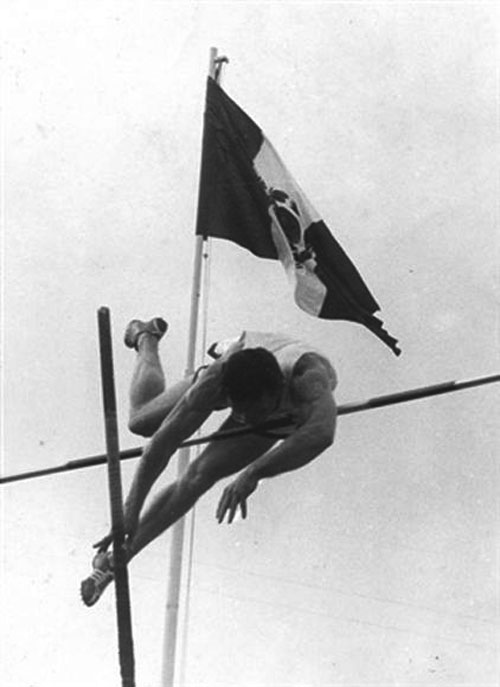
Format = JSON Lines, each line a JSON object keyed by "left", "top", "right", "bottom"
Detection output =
{"left": 1, "top": 2, "right": 499, "bottom": 686}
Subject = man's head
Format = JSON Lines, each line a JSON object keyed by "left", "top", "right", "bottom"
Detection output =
{"left": 221, "top": 347, "right": 284, "bottom": 425}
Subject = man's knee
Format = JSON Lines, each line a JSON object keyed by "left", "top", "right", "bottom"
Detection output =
{"left": 128, "top": 412, "right": 156, "bottom": 438}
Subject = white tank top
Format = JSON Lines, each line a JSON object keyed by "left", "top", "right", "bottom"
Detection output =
{"left": 209, "top": 331, "right": 337, "bottom": 427}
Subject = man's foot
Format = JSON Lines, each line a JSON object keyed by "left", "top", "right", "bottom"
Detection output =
{"left": 80, "top": 551, "right": 115, "bottom": 607}
{"left": 124, "top": 317, "right": 168, "bottom": 350}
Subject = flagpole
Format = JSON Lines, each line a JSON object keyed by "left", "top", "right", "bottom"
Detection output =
{"left": 160, "top": 47, "right": 220, "bottom": 687}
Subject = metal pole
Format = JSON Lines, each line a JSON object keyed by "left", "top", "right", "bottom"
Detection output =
{"left": 97, "top": 307, "right": 135, "bottom": 687}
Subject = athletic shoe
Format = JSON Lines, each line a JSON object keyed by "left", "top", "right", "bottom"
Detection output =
{"left": 80, "top": 551, "right": 115, "bottom": 607}
{"left": 124, "top": 317, "right": 168, "bottom": 350}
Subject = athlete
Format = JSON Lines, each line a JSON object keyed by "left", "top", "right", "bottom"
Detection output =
{"left": 81, "top": 317, "right": 338, "bottom": 606}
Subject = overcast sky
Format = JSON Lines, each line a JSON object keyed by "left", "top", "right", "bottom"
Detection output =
{"left": 2, "top": 3, "right": 499, "bottom": 686}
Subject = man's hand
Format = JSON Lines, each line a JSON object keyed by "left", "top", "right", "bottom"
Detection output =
{"left": 216, "top": 471, "right": 259, "bottom": 524}
{"left": 93, "top": 532, "right": 113, "bottom": 552}
{"left": 92, "top": 512, "right": 138, "bottom": 553}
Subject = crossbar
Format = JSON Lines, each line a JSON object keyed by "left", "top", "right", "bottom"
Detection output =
{"left": 1, "top": 373, "right": 498, "bottom": 486}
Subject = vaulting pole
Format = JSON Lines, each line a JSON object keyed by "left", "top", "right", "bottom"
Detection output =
{"left": 160, "top": 47, "right": 222, "bottom": 687}
{"left": 1, "top": 373, "right": 499, "bottom": 486}
{"left": 97, "top": 307, "right": 135, "bottom": 687}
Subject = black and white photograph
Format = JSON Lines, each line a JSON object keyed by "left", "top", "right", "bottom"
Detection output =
{"left": 1, "top": 2, "right": 498, "bottom": 686}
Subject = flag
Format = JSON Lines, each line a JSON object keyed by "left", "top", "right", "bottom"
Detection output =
{"left": 196, "top": 77, "right": 401, "bottom": 356}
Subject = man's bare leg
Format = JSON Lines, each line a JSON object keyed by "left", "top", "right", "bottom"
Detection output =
{"left": 126, "top": 320, "right": 193, "bottom": 437}
{"left": 81, "top": 420, "right": 276, "bottom": 605}
{"left": 129, "top": 332, "right": 166, "bottom": 411}
{"left": 127, "top": 419, "right": 276, "bottom": 559}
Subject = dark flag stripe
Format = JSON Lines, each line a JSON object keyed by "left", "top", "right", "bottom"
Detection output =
{"left": 196, "top": 78, "right": 277, "bottom": 258}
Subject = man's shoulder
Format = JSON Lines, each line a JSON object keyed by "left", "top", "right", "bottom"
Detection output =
{"left": 292, "top": 351, "right": 332, "bottom": 374}
{"left": 290, "top": 351, "right": 338, "bottom": 393}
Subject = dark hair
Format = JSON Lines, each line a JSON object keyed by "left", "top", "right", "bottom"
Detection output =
{"left": 221, "top": 348, "right": 284, "bottom": 403}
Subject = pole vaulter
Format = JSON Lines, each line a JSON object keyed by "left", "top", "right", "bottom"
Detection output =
{"left": 2, "top": 48, "right": 498, "bottom": 687}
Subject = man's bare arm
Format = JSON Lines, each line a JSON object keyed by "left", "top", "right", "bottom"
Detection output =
{"left": 216, "top": 355, "right": 337, "bottom": 524}
{"left": 248, "top": 356, "right": 337, "bottom": 480}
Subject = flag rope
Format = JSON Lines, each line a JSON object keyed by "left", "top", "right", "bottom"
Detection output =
{"left": 1, "top": 372, "right": 498, "bottom": 487}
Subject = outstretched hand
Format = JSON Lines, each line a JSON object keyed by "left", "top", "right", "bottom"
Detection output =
{"left": 216, "top": 471, "right": 259, "bottom": 524}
